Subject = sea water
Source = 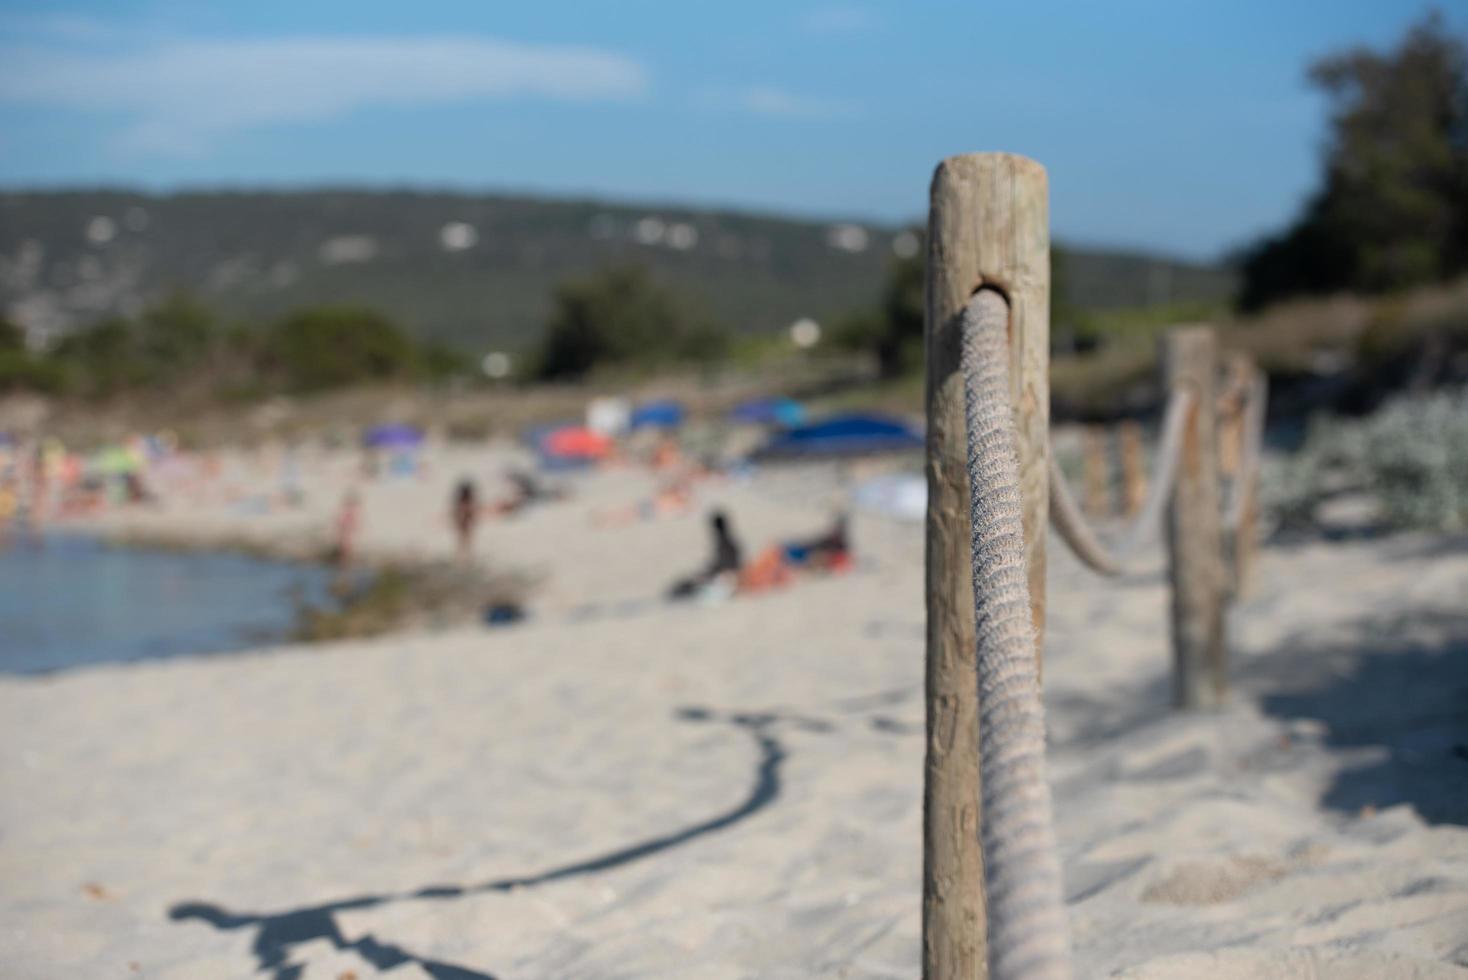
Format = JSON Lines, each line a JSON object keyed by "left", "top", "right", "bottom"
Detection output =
{"left": 0, "top": 534, "right": 339, "bottom": 674}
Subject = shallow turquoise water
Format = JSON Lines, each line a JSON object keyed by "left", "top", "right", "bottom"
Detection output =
{"left": 0, "top": 534, "right": 338, "bottom": 674}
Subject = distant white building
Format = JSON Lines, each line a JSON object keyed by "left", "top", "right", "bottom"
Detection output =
{"left": 318, "top": 235, "right": 378, "bottom": 265}
{"left": 85, "top": 216, "right": 117, "bottom": 246}
{"left": 826, "top": 223, "right": 869, "bottom": 253}
{"left": 440, "top": 222, "right": 479, "bottom": 252}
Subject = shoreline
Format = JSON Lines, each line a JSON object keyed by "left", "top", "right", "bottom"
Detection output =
{"left": 64, "top": 519, "right": 533, "bottom": 645}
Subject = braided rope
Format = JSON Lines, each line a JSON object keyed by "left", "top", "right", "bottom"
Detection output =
{"left": 959, "top": 290, "right": 1072, "bottom": 980}
{"left": 1047, "top": 387, "right": 1195, "bottom": 576}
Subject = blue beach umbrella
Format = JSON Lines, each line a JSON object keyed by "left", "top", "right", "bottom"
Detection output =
{"left": 753, "top": 413, "right": 924, "bottom": 460}
{"left": 629, "top": 399, "right": 686, "bottom": 430}
{"left": 729, "top": 397, "right": 806, "bottom": 428}
{"left": 363, "top": 423, "right": 425, "bottom": 450}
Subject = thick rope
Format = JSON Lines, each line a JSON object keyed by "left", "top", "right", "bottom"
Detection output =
{"left": 959, "top": 290, "right": 1072, "bottom": 980}
{"left": 1047, "top": 387, "right": 1195, "bottom": 576}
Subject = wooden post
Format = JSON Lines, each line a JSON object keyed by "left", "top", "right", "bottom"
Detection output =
{"left": 1082, "top": 425, "right": 1112, "bottom": 518}
{"left": 924, "top": 153, "right": 1049, "bottom": 980}
{"left": 1163, "top": 326, "right": 1226, "bottom": 708}
{"left": 1218, "top": 353, "right": 1249, "bottom": 480}
{"left": 1118, "top": 420, "right": 1147, "bottom": 517}
{"left": 1224, "top": 352, "right": 1262, "bottom": 596}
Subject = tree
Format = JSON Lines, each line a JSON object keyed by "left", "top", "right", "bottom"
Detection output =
{"left": 261, "top": 307, "right": 420, "bottom": 392}
{"left": 875, "top": 248, "right": 925, "bottom": 377}
{"left": 136, "top": 294, "right": 215, "bottom": 375}
{"left": 0, "top": 316, "right": 67, "bottom": 394}
{"left": 1240, "top": 12, "right": 1468, "bottom": 309}
{"left": 0, "top": 317, "right": 22, "bottom": 353}
{"left": 51, "top": 317, "right": 139, "bottom": 396}
{"left": 827, "top": 236, "right": 925, "bottom": 378}
{"left": 537, "top": 265, "right": 727, "bottom": 380}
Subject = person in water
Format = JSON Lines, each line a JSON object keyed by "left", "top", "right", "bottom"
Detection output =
{"left": 668, "top": 509, "right": 743, "bottom": 600}
{"left": 452, "top": 479, "right": 480, "bottom": 563}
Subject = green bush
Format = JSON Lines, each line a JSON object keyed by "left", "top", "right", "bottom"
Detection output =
{"left": 0, "top": 349, "right": 68, "bottom": 394}
{"left": 259, "top": 306, "right": 421, "bottom": 392}
{"left": 1266, "top": 388, "right": 1468, "bottom": 532}
{"left": 536, "top": 265, "right": 729, "bottom": 380}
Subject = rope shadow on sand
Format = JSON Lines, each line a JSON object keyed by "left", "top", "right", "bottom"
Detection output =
{"left": 169, "top": 706, "right": 791, "bottom": 980}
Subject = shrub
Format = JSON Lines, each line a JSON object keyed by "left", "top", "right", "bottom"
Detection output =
{"left": 1265, "top": 388, "right": 1468, "bottom": 532}
{"left": 260, "top": 307, "right": 420, "bottom": 392}
{"left": 536, "top": 265, "right": 728, "bottom": 380}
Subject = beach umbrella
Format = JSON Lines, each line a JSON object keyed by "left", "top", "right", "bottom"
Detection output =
{"left": 729, "top": 397, "right": 806, "bottom": 428}
{"left": 363, "top": 423, "right": 425, "bottom": 450}
{"left": 752, "top": 413, "right": 924, "bottom": 460}
{"left": 629, "top": 399, "right": 686, "bottom": 430}
{"left": 542, "top": 426, "right": 612, "bottom": 460}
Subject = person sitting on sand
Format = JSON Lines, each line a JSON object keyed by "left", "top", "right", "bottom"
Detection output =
{"left": 668, "top": 510, "right": 744, "bottom": 600}
{"left": 781, "top": 511, "right": 853, "bottom": 572}
{"left": 736, "top": 513, "right": 853, "bottom": 595}
{"left": 452, "top": 479, "right": 479, "bottom": 563}
{"left": 487, "top": 468, "right": 567, "bottom": 518}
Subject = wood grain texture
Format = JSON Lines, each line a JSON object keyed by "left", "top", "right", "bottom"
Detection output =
{"left": 1119, "top": 420, "right": 1147, "bottom": 518}
{"left": 924, "top": 153, "right": 1049, "bottom": 980}
{"left": 1083, "top": 426, "right": 1112, "bottom": 518}
{"left": 1163, "top": 326, "right": 1227, "bottom": 709}
{"left": 1225, "top": 352, "right": 1264, "bottom": 597}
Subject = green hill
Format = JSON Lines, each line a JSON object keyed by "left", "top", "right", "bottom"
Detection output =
{"left": 0, "top": 189, "right": 1236, "bottom": 350}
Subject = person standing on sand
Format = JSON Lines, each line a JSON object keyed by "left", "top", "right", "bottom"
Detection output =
{"left": 334, "top": 490, "right": 361, "bottom": 571}
{"left": 452, "top": 479, "right": 480, "bottom": 564}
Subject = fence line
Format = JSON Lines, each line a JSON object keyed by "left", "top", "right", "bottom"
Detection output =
{"left": 923, "top": 152, "right": 1269, "bottom": 978}
{"left": 1047, "top": 387, "right": 1194, "bottom": 577}
{"left": 924, "top": 152, "right": 1050, "bottom": 980}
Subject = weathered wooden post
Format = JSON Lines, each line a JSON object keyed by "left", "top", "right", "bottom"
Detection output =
{"left": 1082, "top": 426, "right": 1111, "bottom": 517}
{"left": 924, "top": 153, "right": 1049, "bottom": 980}
{"left": 1218, "top": 351, "right": 1249, "bottom": 478}
{"left": 1118, "top": 420, "right": 1147, "bottom": 517}
{"left": 1163, "top": 326, "right": 1226, "bottom": 708}
{"left": 1221, "top": 351, "right": 1262, "bottom": 596}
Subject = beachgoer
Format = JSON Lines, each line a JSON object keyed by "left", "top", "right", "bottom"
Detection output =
{"left": 0, "top": 475, "right": 16, "bottom": 545}
{"left": 668, "top": 509, "right": 744, "bottom": 600}
{"left": 782, "top": 511, "right": 853, "bottom": 572}
{"left": 452, "top": 479, "right": 479, "bottom": 562}
{"left": 651, "top": 434, "right": 682, "bottom": 472}
{"left": 334, "top": 490, "right": 361, "bottom": 569}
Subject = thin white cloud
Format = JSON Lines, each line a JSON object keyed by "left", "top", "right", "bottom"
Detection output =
{"left": 799, "top": 5, "right": 880, "bottom": 34}
{"left": 0, "top": 33, "right": 650, "bottom": 155}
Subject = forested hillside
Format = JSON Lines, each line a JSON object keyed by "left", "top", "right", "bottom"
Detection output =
{"left": 0, "top": 189, "right": 1236, "bottom": 349}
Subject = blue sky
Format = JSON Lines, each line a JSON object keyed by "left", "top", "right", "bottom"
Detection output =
{"left": 0, "top": 1, "right": 1459, "bottom": 259}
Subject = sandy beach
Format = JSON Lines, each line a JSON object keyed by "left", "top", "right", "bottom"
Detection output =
{"left": 2, "top": 443, "right": 1467, "bottom": 978}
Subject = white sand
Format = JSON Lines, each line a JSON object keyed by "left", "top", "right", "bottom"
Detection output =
{"left": 3, "top": 444, "right": 1467, "bottom": 978}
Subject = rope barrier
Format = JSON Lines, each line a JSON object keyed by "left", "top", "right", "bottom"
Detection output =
{"left": 1047, "top": 387, "right": 1194, "bottom": 576}
{"left": 959, "top": 289, "right": 1072, "bottom": 980}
